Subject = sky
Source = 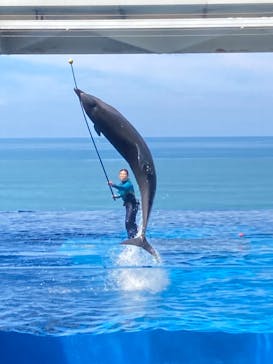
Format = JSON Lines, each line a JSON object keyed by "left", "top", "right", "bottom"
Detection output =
{"left": 1, "top": 52, "right": 273, "bottom": 138}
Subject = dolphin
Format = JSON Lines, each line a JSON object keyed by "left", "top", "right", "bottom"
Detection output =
{"left": 74, "top": 88, "right": 159, "bottom": 261}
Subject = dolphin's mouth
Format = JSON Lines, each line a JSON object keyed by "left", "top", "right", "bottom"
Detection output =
{"left": 74, "top": 88, "right": 83, "bottom": 97}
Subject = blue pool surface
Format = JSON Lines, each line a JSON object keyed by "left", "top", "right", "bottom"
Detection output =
{"left": 1, "top": 210, "right": 273, "bottom": 363}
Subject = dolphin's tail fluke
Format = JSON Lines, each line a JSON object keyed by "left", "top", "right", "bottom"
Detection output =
{"left": 121, "top": 236, "right": 160, "bottom": 262}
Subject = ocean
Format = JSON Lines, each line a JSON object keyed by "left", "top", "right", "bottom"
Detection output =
{"left": 1, "top": 136, "right": 273, "bottom": 210}
{"left": 1, "top": 137, "right": 273, "bottom": 363}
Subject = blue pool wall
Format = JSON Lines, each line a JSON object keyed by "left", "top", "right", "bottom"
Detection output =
{"left": 1, "top": 330, "right": 273, "bottom": 364}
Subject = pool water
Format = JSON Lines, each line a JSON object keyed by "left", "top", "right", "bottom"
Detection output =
{"left": 1, "top": 209, "right": 273, "bottom": 337}
{"left": 1, "top": 210, "right": 273, "bottom": 362}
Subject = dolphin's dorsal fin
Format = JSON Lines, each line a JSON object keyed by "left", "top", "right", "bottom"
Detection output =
{"left": 94, "top": 124, "right": 101, "bottom": 136}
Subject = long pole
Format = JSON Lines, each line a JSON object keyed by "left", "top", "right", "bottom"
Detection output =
{"left": 68, "top": 58, "right": 115, "bottom": 199}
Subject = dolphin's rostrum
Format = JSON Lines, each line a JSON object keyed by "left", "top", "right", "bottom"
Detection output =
{"left": 74, "top": 88, "right": 159, "bottom": 261}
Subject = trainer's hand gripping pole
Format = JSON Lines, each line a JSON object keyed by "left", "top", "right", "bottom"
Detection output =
{"left": 68, "top": 59, "right": 115, "bottom": 199}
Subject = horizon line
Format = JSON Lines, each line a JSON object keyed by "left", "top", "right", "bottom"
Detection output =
{"left": 0, "top": 135, "right": 272, "bottom": 139}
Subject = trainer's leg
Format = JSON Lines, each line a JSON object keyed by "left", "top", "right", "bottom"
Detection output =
{"left": 125, "top": 202, "right": 138, "bottom": 238}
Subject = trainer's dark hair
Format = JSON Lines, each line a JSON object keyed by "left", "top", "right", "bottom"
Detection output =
{"left": 119, "top": 168, "right": 129, "bottom": 175}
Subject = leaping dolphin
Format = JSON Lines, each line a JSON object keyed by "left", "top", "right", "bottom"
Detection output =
{"left": 74, "top": 88, "right": 159, "bottom": 261}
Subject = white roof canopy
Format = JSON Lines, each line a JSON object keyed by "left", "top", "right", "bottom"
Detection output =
{"left": 1, "top": 1, "right": 273, "bottom": 54}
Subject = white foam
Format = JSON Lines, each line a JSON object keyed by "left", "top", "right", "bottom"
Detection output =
{"left": 111, "top": 246, "right": 169, "bottom": 293}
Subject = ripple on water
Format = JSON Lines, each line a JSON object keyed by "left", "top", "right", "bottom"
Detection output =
{"left": 1, "top": 210, "right": 273, "bottom": 335}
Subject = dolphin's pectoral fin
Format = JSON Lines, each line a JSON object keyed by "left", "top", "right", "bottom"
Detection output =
{"left": 94, "top": 124, "right": 101, "bottom": 136}
{"left": 121, "top": 236, "right": 160, "bottom": 262}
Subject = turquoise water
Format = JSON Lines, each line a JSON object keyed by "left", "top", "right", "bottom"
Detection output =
{"left": 1, "top": 137, "right": 273, "bottom": 363}
{"left": 1, "top": 137, "right": 273, "bottom": 210}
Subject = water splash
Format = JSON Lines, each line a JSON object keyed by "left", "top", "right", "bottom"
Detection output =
{"left": 111, "top": 246, "right": 169, "bottom": 293}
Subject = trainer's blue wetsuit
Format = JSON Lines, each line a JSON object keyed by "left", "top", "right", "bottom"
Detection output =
{"left": 112, "top": 179, "right": 139, "bottom": 238}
